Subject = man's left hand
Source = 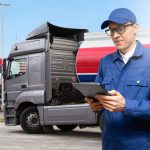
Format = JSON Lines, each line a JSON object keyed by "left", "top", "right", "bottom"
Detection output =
{"left": 95, "top": 90, "right": 125, "bottom": 112}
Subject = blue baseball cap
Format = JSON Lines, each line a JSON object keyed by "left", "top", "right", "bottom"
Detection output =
{"left": 101, "top": 8, "right": 137, "bottom": 29}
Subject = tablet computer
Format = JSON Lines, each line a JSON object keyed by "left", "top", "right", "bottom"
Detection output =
{"left": 72, "top": 82, "right": 111, "bottom": 98}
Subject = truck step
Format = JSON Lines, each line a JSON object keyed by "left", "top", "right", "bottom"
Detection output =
{"left": 5, "top": 101, "right": 16, "bottom": 125}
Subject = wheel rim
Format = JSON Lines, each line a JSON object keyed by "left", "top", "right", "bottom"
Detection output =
{"left": 26, "top": 112, "right": 40, "bottom": 129}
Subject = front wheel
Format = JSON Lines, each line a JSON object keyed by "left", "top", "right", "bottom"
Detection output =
{"left": 56, "top": 125, "right": 77, "bottom": 131}
{"left": 20, "top": 106, "right": 43, "bottom": 134}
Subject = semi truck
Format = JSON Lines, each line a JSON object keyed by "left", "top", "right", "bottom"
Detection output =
{"left": 3, "top": 22, "right": 150, "bottom": 133}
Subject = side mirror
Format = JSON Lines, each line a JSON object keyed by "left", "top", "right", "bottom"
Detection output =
{"left": 3, "top": 58, "right": 7, "bottom": 79}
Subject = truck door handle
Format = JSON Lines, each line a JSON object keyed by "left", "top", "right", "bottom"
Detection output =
{"left": 21, "top": 84, "right": 27, "bottom": 88}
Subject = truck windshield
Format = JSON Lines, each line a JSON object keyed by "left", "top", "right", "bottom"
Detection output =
{"left": 9, "top": 58, "right": 26, "bottom": 78}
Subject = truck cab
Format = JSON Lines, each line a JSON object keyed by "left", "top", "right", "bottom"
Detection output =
{"left": 3, "top": 22, "right": 100, "bottom": 133}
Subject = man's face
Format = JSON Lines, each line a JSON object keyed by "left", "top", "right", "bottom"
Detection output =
{"left": 108, "top": 22, "right": 139, "bottom": 54}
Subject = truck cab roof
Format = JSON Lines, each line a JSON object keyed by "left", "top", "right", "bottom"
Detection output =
{"left": 9, "top": 22, "right": 88, "bottom": 58}
{"left": 26, "top": 22, "right": 88, "bottom": 40}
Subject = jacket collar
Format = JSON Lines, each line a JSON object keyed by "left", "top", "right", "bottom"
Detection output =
{"left": 112, "top": 40, "right": 144, "bottom": 63}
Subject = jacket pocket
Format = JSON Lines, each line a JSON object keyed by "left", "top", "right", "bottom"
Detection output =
{"left": 127, "top": 79, "right": 149, "bottom": 87}
{"left": 126, "top": 79, "right": 149, "bottom": 99}
{"left": 101, "top": 77, "right": 112, "bottom": 90}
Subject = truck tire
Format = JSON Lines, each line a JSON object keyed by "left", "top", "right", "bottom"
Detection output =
{"left": 56, "top": 125, "right": 77, "bottom": 131}
{"left": 20, "top": 106, "right": 43, "bottom": 134}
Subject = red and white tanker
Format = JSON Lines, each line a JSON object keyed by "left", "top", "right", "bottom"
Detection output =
{"left": 76, "top": 30, "right": 150, "bottom": 83}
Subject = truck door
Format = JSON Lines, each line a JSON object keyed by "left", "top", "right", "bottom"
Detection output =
{"left": 5, "top": 56, "right": 28, "bottom": 105}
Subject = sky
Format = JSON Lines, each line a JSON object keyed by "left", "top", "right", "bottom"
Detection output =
{"left": 0, "top": 0, "right": 150, "bottom": 57}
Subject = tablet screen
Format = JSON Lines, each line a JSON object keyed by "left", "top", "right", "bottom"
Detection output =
{"left": 72, "top": 82, "right": 110, "bottom": 97}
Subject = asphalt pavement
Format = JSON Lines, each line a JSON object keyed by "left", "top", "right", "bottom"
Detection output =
{"left": 0, "top": 111, "right": 102, "bottom": 150}
{"left": 0, "top": 122, "right": 102, "bottom": 150}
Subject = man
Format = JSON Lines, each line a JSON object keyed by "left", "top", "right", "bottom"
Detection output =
{"left": 85, "top": 8, "right": 150, "bottom": 150}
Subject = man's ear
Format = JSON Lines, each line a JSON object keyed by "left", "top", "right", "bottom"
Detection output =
{"left": 134, "top": 24, "right": 139, "bottom": 35}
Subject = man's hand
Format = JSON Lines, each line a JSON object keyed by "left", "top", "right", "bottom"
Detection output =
{"left": 95, "top": 90, "right": 125, "bottom": 112}
{"left": 85, "top": 97, "right": 104, "bottom": 111}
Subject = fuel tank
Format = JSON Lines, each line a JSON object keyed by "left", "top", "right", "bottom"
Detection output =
{"left": 76, "top": 32, "right": 115, "bottom": 82}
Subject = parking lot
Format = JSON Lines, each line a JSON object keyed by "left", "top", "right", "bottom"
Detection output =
{"left": 0, "top": 112, "right": 102, "bottom": 150}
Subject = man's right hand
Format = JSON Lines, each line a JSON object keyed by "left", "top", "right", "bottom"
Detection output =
{"left": 85, "top": 97, "right": 104, "bottom": 111}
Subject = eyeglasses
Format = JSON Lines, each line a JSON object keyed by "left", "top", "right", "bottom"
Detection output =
{"left": 105, "top": 24, "right": 134, "bottom": 36}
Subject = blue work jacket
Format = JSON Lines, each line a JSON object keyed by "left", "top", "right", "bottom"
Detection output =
{"left": 95, "top": 41, "right": 150, "bottom": 150}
